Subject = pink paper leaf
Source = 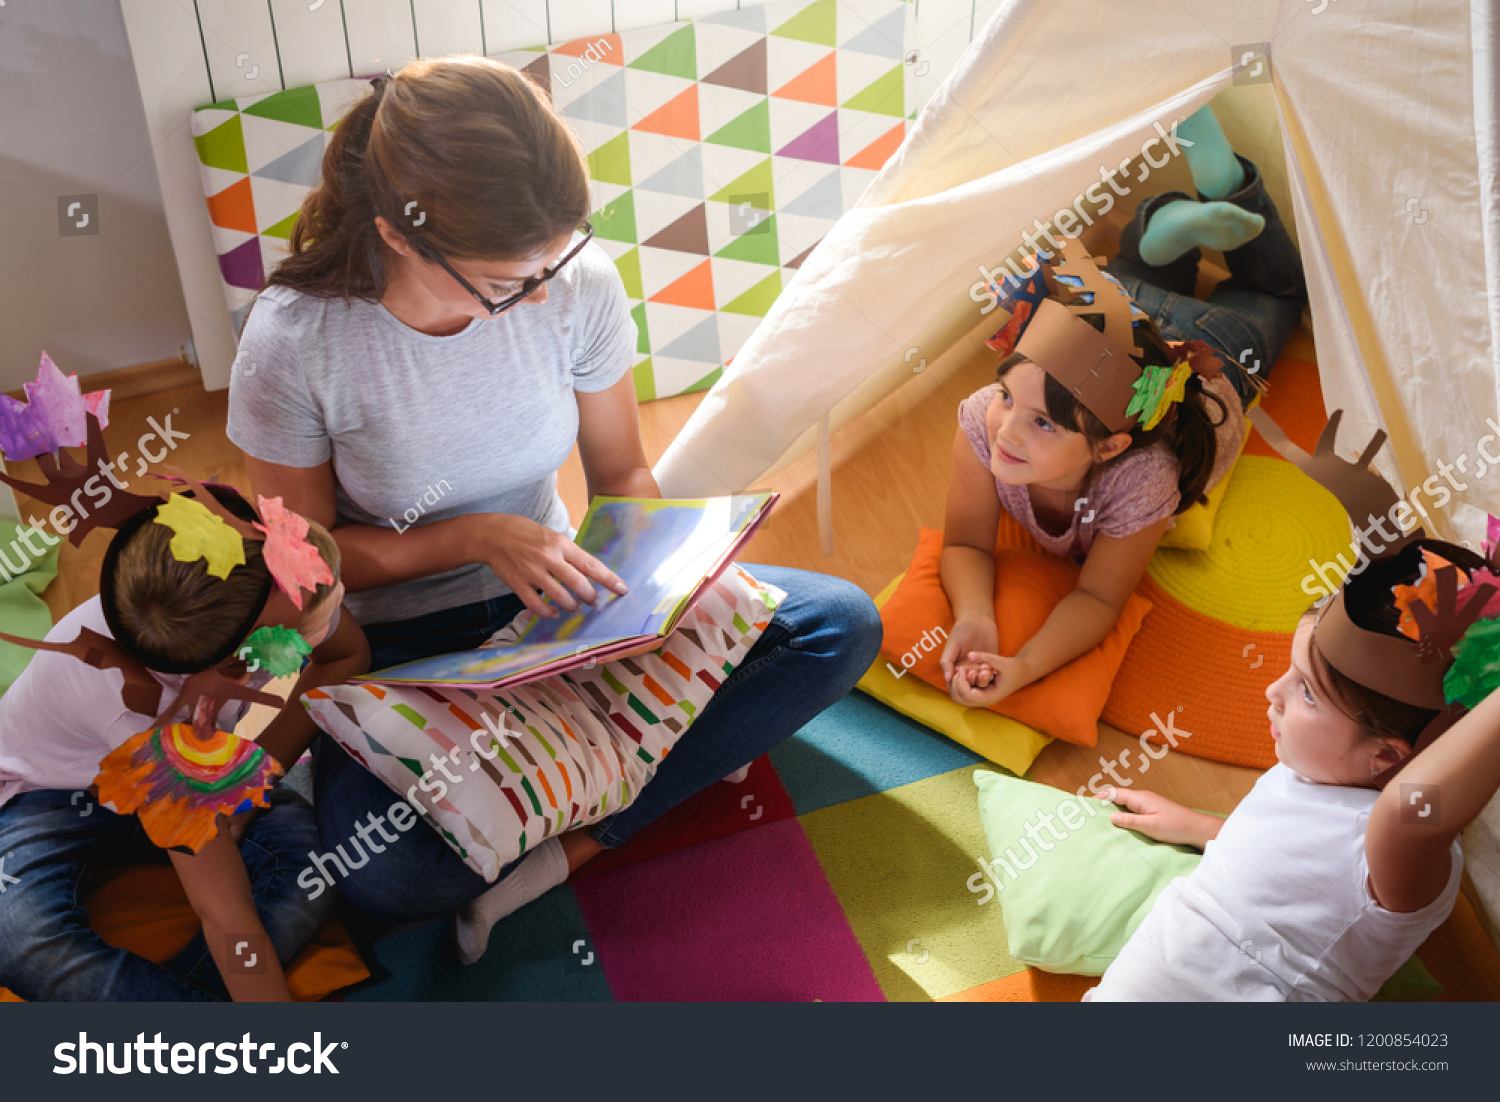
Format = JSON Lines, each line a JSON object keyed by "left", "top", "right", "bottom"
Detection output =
{"left": 253, "top": 495, "right": 333, "bottom": 610}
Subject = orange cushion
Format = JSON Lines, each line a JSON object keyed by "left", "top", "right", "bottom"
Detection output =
{"left": 877, "top": 528, "right": 1152, "bottom": 747}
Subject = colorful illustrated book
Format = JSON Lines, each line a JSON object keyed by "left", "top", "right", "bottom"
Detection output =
{"left": 359, "top": 493, "right": 778, "bottom": 688}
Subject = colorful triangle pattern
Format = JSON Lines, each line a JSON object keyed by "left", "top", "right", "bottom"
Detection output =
{"left": 187, "top": 0, "right": 908, "bottom": 397}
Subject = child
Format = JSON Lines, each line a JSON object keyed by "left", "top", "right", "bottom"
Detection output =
{"left": 940, "top": 105, "right": 1306, "bottom": 704}
{"left": 0, "top": 448, "right": 368, "bottom": 1001}
{"left": 1085, "top": 416, "right": 1496, "bottom": 1000}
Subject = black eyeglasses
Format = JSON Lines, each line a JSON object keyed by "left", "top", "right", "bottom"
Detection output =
{"left": 414, "top": 223, "right": 595, "bottom": 316}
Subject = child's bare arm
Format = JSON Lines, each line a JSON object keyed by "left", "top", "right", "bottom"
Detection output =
{"left": 939, "top": 428, "right": 1002, "bottom": 681}
{"left": 1103, "top": 786, "right": 1225, "bottom": 850}
{"left": 1366, "top": 687, "right": 1500, "bottom": 913}
{"left": 169, "top": 823, "right": 293, "bottom": 1002}
{"left": 255, "top": 607, "right": 370, "bottom": 770}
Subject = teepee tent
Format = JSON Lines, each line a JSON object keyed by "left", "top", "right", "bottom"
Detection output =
{"left": 655, "top": 0, "right": 1500, "bottom": 549}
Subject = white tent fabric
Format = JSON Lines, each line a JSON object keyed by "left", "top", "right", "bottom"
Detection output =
{"left": 653, "top": 0, "right": 1500, "bottom": 952}
{"left": 656, "top": 0, "right": 1500, "bottom": 549}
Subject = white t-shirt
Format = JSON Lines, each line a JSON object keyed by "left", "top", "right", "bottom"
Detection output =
{"left": 0, "top": 595, "right": 258, "bottom": 808}
{"left": 1087, "top": 764, "right": 1463, "bottom": 1002}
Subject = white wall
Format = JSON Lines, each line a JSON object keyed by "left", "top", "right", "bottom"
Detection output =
{"left": 0, "top": 0, "right": 192, "bottom": 391}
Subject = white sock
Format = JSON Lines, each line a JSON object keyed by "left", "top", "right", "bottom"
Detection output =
{"left": 455, "top": 837, "right": 569, "bottom": 965}
{"left": 723, "top": 764, "right": 752, "bottom": 784}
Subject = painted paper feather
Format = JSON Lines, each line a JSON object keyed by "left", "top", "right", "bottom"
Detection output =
{"left": 93, "top": 723, "right": 283, "bottom": 852}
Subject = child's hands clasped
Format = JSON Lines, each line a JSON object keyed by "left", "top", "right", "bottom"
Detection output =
{"left": 948, "top": 650, "right": 1032, "bottom": 707}
{"left": 940, "top": 618, "right": 1036, "bottom": 706}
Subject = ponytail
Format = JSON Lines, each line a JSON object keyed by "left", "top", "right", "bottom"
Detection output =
{"left": 262, "top": 56, "right": 591, "bottom": 307}
{"left": 1162, "top": 375, "right": 1227, "bottom": 512}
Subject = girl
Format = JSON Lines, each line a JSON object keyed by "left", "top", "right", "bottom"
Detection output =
{"left": 227, "top": 57, "right": 881, "bottom": 936}
{"left": 0, "top": 462, "right": 368, "bottom": 1001}
{"left": 1088, "top": 538, "right": 1490, "bottom": 1000}
{"left": 940, "top": 105, "right": 1306, "bottom": 705}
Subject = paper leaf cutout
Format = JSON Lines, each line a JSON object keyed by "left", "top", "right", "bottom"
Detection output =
{"left": 0, "top": 351, "right": 110, "bottom": 462}
{"left": 1141, "top": 362, "right": 1192, "bottom": 431}
{"left": 237, "top": 624, "right": 312, "bottom": 678}
{"left": 1445, "top": 616, "right": 1500, "bottom": 711}
{"left": 154, "top": 494, "right": 247, "bottom": 579}
{"left": 1392, "top": 549, "right": 1455, "bottom": 641}
{"left": 93, "top": 723, "right": 282, "bottom": 852}
{"left": 1458, "top": 567, "right": 1500, "bottom": 621}
{"left": 252, "top": 495, "right": 333, "bottom": 609}
{"left": 156, "top": 467, "right": 261, "bottom": 540}
{"left": 1405, "top": 561, "right": 1495, "bottom": 664}
{"left": 0, "top": 412, "right": 160, "bottom": 548}
{"left": 1125, "top": 362, "right": 1172, "bottom": 421}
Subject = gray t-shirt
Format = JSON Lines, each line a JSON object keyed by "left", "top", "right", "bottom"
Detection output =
{"left": 226, "top": 242, "right": 635, "bottom": 625}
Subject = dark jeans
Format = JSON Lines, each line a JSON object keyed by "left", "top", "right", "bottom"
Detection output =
{"left": 0, "top": 787, "right": 334, "bottom": 1001}
{"left": 1105, "top": 154, "right": 1308, "bottom": 408}
{"left": 313, "top": 563, "right": 883, "bottom": 926}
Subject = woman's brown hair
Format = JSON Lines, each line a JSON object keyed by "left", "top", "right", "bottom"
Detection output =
{"left": 996, "top": 311, "right": 1228, "bottom": 515}
{"left": 107, "top": 489, "right": 340, "bottom": 672}
{"left": 1300, "top": 552, "right": 1439, "bottom": 746}
{"left": 263, "top": 55, "right": 591, "bottom": 305}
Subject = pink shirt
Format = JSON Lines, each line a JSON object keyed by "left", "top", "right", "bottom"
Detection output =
{"left": 957, "top": 375, "right": 1245, "bottom": 561}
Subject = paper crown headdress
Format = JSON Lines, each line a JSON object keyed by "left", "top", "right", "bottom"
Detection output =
{"left": 1250, "top": 406, "right": 1500, "bottom": 786}
{"left": 984, "top": 239, "right": 1227, "bottom": 434}
{"left": 0, "top": 353, "right": 333, "bottom": 848}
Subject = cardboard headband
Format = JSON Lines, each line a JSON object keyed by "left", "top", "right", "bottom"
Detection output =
{"left": 984, "top": 238, "right": 1226, "bottom": 434}
{"left": 0, "top": 353, "right": 331, "bottom": 725}
{"left": 1249, "top": 405, "right": 1500, "bottom": 786}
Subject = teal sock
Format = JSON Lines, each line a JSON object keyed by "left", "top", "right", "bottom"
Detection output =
{"left": 1175, "top": 106, "right": 1244, "bottom": 199}
{"left": 1138, "top": 200, "right": 1266, "bottom": 267}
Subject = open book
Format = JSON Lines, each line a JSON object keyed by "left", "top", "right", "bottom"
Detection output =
{"left": 358, "top": 493, "right": 778, "bottom": 689}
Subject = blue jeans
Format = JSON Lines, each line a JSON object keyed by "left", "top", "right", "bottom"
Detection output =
{"left": 0, "top": 788, "right": 335, "bottom": 1001}
{"left": 1105, "top": 154, "right": 1308, "bottom": 409}
{"left": 313, "top": 563, "right": 883, "bottom": 926}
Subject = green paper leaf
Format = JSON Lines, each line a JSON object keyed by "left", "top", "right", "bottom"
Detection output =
{"left": 237, "top": 624, "right": 312, "bottom": 678}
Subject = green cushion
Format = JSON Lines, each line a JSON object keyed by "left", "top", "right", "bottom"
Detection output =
{"left": 0, "top": 516, "right": 59, "bottom": 695}
{"left": 973, "top": 770, "right": 1442, "bottom": 999}
{"left": 973, "top": 769, "right": 1199, "bottom": 976}
{"left": 1371, "top": 954, "right": 1443, "bottom": 1002}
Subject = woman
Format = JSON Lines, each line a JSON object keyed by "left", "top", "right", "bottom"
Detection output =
{"left": 226, "top": 56, "right": 882, "bottom": 953}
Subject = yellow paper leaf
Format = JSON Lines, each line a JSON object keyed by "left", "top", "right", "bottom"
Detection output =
{"left": 154, "top": 494, "right": 246, "bottom": 579}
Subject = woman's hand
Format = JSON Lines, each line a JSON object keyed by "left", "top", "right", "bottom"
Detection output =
{"left": 1099, "top": 786, "right": 1223, "bottom": 849}
{"left": 463, "top": 513, "right": 628, "bottom": 620}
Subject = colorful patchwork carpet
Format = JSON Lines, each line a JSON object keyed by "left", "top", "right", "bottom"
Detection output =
{"left": 339, "top": 687, "right": 1497, "bottom": 1001}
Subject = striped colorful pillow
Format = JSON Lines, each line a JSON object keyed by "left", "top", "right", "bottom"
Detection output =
{"left": 303, "top": 566, "right": 784, "bottom": 881}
